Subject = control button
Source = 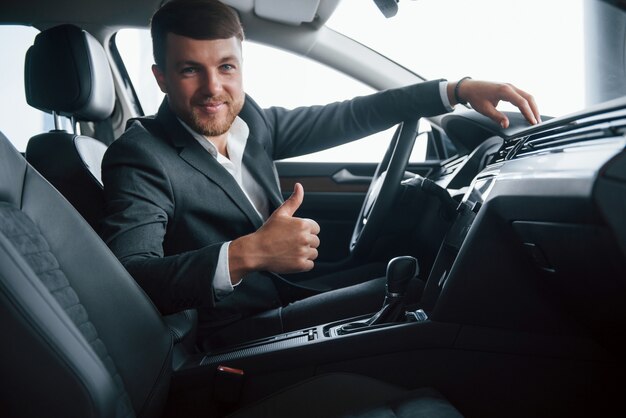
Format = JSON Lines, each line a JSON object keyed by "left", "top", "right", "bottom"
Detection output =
{"left": 406, "top": 309, "right": 429, "bottom": 322}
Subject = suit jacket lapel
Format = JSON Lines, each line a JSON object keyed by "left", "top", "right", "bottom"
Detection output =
{"left": 156, "top": 100, "right": 264, "bottom": 229}
{"left": 237, "top": 97, "right": 284, "bottom": 211}
{"left": 242, "top": 135, "right": 284, "bottom": 211}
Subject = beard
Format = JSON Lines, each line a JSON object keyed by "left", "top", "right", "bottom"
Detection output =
{"left": 187, "top": 95, "right": 244, "bottom": 137}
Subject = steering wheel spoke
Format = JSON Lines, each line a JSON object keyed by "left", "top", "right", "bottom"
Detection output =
{"left": 350, "top": 119, "right": 421, "bottom": 258}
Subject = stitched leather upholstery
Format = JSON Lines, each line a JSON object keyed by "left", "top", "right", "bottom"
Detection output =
{"left": 0, "top": 131, "right": 172, "bottom": 418}
{"left": 0, "top": 202, "right": 135, "bottom": 418}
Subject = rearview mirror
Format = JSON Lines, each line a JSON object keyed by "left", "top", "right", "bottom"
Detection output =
{"left": 373, "top": 0, "right": 399, "bottom": 18}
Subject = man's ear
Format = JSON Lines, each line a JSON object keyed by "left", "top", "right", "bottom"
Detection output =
{"left": 152, "top": 64, "right": 167, "bottom": 94}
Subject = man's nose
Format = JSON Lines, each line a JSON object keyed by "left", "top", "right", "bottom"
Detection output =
{"left": 201, "top": 71, "right": 223, "bottom": 96}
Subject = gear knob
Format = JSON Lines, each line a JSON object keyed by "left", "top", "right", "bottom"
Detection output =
{"left": 386, "top": 256, "right": 418, "bottom": 295}
{"left": 336, "top": 255, "right": 419, "bottom": 334}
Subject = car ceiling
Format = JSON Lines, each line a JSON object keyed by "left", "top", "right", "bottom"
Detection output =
{"left": 0, "top": 0, "right": 340, "bottom": 29}
{"left": 0, "top": 0, "right": 418, "bottom": 97}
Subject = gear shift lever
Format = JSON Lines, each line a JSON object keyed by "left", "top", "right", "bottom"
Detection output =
{"left": 386, "top": 255, "right": 418, "bottom": 294}
{"left": 338, "top": 256, "right": 418, "bottom": 334}
{"left": 366, "top": 256, "right": 418, "bottom": 325}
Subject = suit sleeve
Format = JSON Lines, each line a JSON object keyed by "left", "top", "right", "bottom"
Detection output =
{"left": 265, "top": 80, "right": 448, "bottom": 160}
{"left": 101, "top": 126, "right": 221, "bottom": 314}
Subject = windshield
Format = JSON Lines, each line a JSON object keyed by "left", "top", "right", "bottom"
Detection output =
{"left": 327, "top": 0, "right": 584, "bottom": 118}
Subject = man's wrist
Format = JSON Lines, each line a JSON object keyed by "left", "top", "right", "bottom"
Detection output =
{"left": 228, "top": 234, "right": 257, "bottom": 283}
{"left": 450, "top": 76, "right": 472, "bottom": 106}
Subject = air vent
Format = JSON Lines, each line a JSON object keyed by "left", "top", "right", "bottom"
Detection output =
{"left": 439, "top": 155, "right": 467, "bottom": 176}
{"left": 495, "top": 115, "right": 626, "bottom": 162}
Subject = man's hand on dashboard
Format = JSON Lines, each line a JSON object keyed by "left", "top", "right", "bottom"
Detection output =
{"left": 448, "top": 79, "right": 541, "bottom": 129}
{"left": 228, "top": 183, "right": 320, "bottom": 284}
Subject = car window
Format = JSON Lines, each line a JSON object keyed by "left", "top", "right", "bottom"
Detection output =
{"left": 114, "top": 29, "right": 434, "bottom": 163}
{"left": 328, "top": 0, "right": 585, "bottom": 118}
{"left": 0, "top": 25, "right": 54, "bottom": 152}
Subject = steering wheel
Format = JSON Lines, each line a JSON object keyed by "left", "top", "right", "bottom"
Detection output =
{"left": 350, "top": 118, "right": 420, "bottom": 259}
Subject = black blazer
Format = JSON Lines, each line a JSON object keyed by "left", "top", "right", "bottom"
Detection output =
{"left": 101, "top": 80, "right": 447, "bottom": 321}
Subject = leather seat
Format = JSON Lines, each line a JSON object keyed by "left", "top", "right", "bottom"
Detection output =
{"left": 0, "top": 128, "right": 463, "bottom": 417}
{"left": 0, "top": 130, "right": 171, "bottom": 417}
{"left": 24, "top": 23, "right": 113, "bottom": 231}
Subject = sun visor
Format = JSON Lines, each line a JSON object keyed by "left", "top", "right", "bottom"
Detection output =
{"left": 254, "top": 0, "right": 321, "bottom": 25}
{"left": 222, "top": 0, "right": 254, "bottom": 13}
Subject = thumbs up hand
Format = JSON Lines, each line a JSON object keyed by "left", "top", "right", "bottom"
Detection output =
{"left": 272, "top": 181, "right": 306, "bottom": 217}
{"left": 228, "top": 183, "right": 320, "bottom": 283}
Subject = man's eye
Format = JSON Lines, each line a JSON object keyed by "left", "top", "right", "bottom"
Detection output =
{"left": 181, "top": 67, "right": 198, "bottom": 75}
{"left": 221, "top": 64, "right": 235, "bottom": 71}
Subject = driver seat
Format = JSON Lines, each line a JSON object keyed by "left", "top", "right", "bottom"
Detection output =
{"left": 0, "top": 129, "right": 463, "bottom": 417}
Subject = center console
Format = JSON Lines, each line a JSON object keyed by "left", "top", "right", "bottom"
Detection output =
{"left": 174, "top": 252, "right": 461, "bottom": 381}
{"left": 166, "top": 165, "right": 614, "bottom": 418}
{"left": 171, "top": 311, "right": 461, "bottom": 403}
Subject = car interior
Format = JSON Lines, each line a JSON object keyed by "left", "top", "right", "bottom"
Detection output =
{"left": 1, "top": 0, "right": 625, "bottom": 417}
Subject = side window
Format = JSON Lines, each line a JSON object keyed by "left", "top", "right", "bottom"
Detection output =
{"left": 0, "top": 26, "right": 53, "bottom": 151}
{"left": 242, "top": 41, "right": 395, "bottom": 163}
{"left": 114, "top": 29, "right": 435, "bottom": 163}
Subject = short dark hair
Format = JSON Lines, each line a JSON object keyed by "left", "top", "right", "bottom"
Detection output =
{"left": 151, "top": 0, "right": 244, "bottom": 70}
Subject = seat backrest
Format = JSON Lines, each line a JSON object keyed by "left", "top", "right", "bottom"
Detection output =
{"left": 0, "top": 130, "right": 172, "bottom": 418}
{"left": 24, "top": 24, "right": 113, "bottom": 231}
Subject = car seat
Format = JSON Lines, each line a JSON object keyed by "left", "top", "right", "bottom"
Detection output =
{"left": 24, "top": 23, "right": 112, "bottom": 231}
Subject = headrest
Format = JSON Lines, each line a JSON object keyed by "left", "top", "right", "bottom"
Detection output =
{"left": 24, "top": 24, "right": 115, "bottom": 122}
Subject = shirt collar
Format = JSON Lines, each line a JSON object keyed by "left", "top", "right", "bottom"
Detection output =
{"left": 178, "top": 116, "right": 250, "bottom": 165}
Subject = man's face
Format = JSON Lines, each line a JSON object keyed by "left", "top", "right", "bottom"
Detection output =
{"left": 153, "top": 33, "right": 244, "bottom": 137}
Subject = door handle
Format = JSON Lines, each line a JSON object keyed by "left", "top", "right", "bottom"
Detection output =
{"left": 331, "top": 169, "right": 372, "bottom": 184}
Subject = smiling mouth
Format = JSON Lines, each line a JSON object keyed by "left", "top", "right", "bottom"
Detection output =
{"left": 197, "top": 102, "right": 225, "bottom": 114}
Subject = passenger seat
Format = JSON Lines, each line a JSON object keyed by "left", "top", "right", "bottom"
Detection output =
{"left": 24, "top": 23, "right": 112, "bottom": 231}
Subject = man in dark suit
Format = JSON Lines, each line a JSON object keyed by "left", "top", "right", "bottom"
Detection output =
{"left": 101, "top": 0, "right": 540, "bottom": 346}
